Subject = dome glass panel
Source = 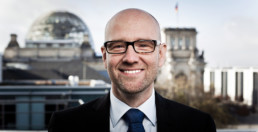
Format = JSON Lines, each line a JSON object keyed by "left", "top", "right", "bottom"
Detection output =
{"left": 25, "top": 11, "right": 94, "bottom": 48}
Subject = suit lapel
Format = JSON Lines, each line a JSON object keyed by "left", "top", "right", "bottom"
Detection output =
{"left": 90, "top": 92, "right": 180, "bottom": 131}
{"left": 156, "top": 92, "right": 189, "bottom": 132}
{"left": 156, "top": 92, "right": 181, "bottom": 132}
{"left": 90, "top": 91, "right": 180, "bottom": 131}
{"left": 155, "top": 92, "right": 170, "bottom": 132}
{"left": 91, "top": 93, "right": 110, "bottom": 131}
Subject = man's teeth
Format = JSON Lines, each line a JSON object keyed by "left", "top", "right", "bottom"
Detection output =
{"left": 124, "top": 70, "right": 141, "bottom": 74}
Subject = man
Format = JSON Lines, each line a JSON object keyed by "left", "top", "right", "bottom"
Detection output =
{"left": 48, "top": 8, "right": 216, "bottom": 132}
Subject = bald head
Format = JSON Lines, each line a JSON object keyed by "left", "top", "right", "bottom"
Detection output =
{"left": 105, "top": 8, "right": 161, "bottom": 41}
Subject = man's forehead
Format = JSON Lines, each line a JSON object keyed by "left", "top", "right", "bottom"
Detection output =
{"left": 114, "top": 9, "right": 150, "bottom": 18}
{"left": 105, "top": 8, "right": 161, "bottom": 41}
{"left": 109, "top": 9, "right": 157, "bottom": 26}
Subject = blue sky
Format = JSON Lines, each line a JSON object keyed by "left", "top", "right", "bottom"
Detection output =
{"left": 0, "top": 0, "right": 258, "bottom": 67}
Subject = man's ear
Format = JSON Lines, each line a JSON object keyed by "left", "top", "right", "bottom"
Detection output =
{"left": 101, "top": 46, "right": 107, "bottom": 69}
{"left": 158, "top": 43, "right": 167, "bottom": 67}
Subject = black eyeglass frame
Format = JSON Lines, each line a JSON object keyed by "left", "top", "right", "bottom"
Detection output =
{"left": 104, "top": 40, "right": 161, "bottom": 54}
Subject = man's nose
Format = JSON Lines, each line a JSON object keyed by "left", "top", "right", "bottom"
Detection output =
{"left": 122, "top": 45, "right": 139, "bottom": 63}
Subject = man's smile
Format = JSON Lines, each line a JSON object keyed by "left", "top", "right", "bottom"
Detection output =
{"left": 119, "top": 69, "right": 144, "bottom": 74}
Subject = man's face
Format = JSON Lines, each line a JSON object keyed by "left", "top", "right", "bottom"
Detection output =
{"left": 102, "top": 12, "right": 166, "bottom": 95}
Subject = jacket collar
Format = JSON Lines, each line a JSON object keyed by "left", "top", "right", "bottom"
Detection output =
{"left": 91, "top": 93, "right": 110, "bottom": 131}
{"left": 91, "top": 91, "right": 172, "bottom": 132}
{"left": 155, "top": 92, "right": 172, "bottom": 132}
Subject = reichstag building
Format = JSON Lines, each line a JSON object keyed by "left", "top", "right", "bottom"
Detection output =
{"left": 1, "top": 11, "right": 110, "bottom": 130}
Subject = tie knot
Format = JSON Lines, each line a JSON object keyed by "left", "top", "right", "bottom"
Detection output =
{"left": 123, "top": 109, "right": 145, "bottom": 124}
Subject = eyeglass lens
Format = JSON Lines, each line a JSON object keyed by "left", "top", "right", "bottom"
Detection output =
{"left": 106, "top": 40, "right": 155, "bottom": 53}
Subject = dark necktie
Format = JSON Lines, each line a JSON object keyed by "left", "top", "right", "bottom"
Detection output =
{"left": 123, "top": 109, "right": 145, "bottom": 132}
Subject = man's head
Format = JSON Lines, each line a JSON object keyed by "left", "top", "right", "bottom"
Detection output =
{"left": 101, "top": 8, "right": 166, "bottom": 99}
{"left": 105, "top": 8, "right": 161, "bottom": 41}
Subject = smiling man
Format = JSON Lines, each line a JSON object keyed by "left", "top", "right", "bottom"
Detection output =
{"left": 48, "top": 8, "right": 216, "bottom": 132}
{"left": 103, "top": 8, "right": 165, "bottom": 109}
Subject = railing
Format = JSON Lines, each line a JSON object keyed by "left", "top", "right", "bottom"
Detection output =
{"left": 4, "top": 129, "right": 256, "bottom": 131}
{"left": 0, "top": 130, "right": 47, "bottom": 132}
{"left": 217, "top": 130, "right": 257, "bottom": 132}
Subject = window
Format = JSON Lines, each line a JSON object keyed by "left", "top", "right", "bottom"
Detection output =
{"left": 0, "top": 104, "right": 16, "bottom": 129}
{"left": 221, "top": 72, "right": 228, "bottom": 98}
{"left": 235, "top": 72, "right": 244, "bottom": 102}
{"left": 46, "top": 43, "right": 52, "bottom": 47}
{"left": 52, "top": 43, "right": 59, "bottom": 48}
{"left": 210, "top": 72, "right": 215, "bottom": 94}
{"left": 185, "top": 37, "right": 190, "bottom": 49}
{"left": 27, "top": 43, "right": 37, "bottom": 48}
{"left": 178, "top": 38, "right": 183, "bottom": 49}
{"left": 253, "top": 72, "right": 258, "bottom": 107}
{"left": 170, "top": 36, "right": 175, "bottom": 49}
{"left": 39, "top": 43, "right": 47, "bottom": 48}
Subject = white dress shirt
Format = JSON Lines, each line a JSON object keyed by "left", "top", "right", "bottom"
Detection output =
{"left": 110, "top": 88, "right": 157, "bottom": 132}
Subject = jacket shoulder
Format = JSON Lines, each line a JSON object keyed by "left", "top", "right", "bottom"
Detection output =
{"left": 54, "top": 94, "right": 107, "bottom": 116}
{"left": 48, "top": 94, "right": 110, "bottom": 132}
{"left": 155, "top": 93, "right": 216, "bottom": 132}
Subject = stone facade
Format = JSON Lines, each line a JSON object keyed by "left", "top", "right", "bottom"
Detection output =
{"left": 2, "top": 11, "right": 107, "bottom": 83}
{"left": 156, "top": 28, "right": 206, "bottom": 98}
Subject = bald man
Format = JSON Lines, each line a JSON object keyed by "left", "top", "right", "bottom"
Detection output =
{"left": 48, "top": 8, "right": 216, "bottom": 132}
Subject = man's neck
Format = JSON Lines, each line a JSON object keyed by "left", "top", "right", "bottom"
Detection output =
{"left": 112, "top": 85, "right": 154, "bottom": 108}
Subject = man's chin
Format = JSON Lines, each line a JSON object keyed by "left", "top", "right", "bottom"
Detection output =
{"left": 123, "top": 89, "right": 142, "bottom": 95}
{"left": 119, "top": 85, "right": 146, "bottom": 95}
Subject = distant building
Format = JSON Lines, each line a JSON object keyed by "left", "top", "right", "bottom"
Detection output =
{"left": 0, "top": 11, "right": 111, "bottom": 130}
{"left": 2, "top": 11, "right": 109, "bottom": 83}
{"left": 204, "top": 67, "right": 258, "bottom": 109}
{"left": 0, "top": 54, "right": 2, "bottom": 83}
{"left": 0, "top": 84, "right": 110, "bottom": 130}
{"left": 156, "top": 28, "right": 205, "bottom": 98}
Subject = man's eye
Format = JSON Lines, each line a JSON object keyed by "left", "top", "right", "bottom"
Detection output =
{"left": 108, "top": 43, "right": 125, "bottom": 50}
{"left": 113, "top": 45, "right": 124, "bottom": 48}
{"left": 137, "top": 43, "right": 153, "bottom": 48}
{"left": 138, "top": 44, "right": 149, "bottom": 47}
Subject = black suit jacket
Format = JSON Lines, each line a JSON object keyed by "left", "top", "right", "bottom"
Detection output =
{"left": 48, "top": 92, "right": 216, "bottom": 132}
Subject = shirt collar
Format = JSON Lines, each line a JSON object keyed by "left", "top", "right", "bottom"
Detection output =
{"left": 110, "top": 88, "right": 156, "bottom": 127}
{"left": 138, "top": 88, "right": 156, "bottom": 126}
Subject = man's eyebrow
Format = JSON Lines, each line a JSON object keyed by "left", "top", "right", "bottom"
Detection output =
{"left": 107, "top": 39, "right": 124, "bottom": 41}
{"left": 108, "top": 38, "right": 154, "bottom": 42}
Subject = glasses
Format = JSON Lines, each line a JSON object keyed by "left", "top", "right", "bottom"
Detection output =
{"left": 104, "top": 40, "right": 161, "bottom": 54}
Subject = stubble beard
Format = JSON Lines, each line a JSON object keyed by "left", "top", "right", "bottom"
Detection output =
{"left": 111, "top": 68, "right": 158, "bottom": 96}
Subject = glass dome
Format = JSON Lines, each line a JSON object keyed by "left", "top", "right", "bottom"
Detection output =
{"left": 25, "top": 11, "right": 94, "bottom": 48}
